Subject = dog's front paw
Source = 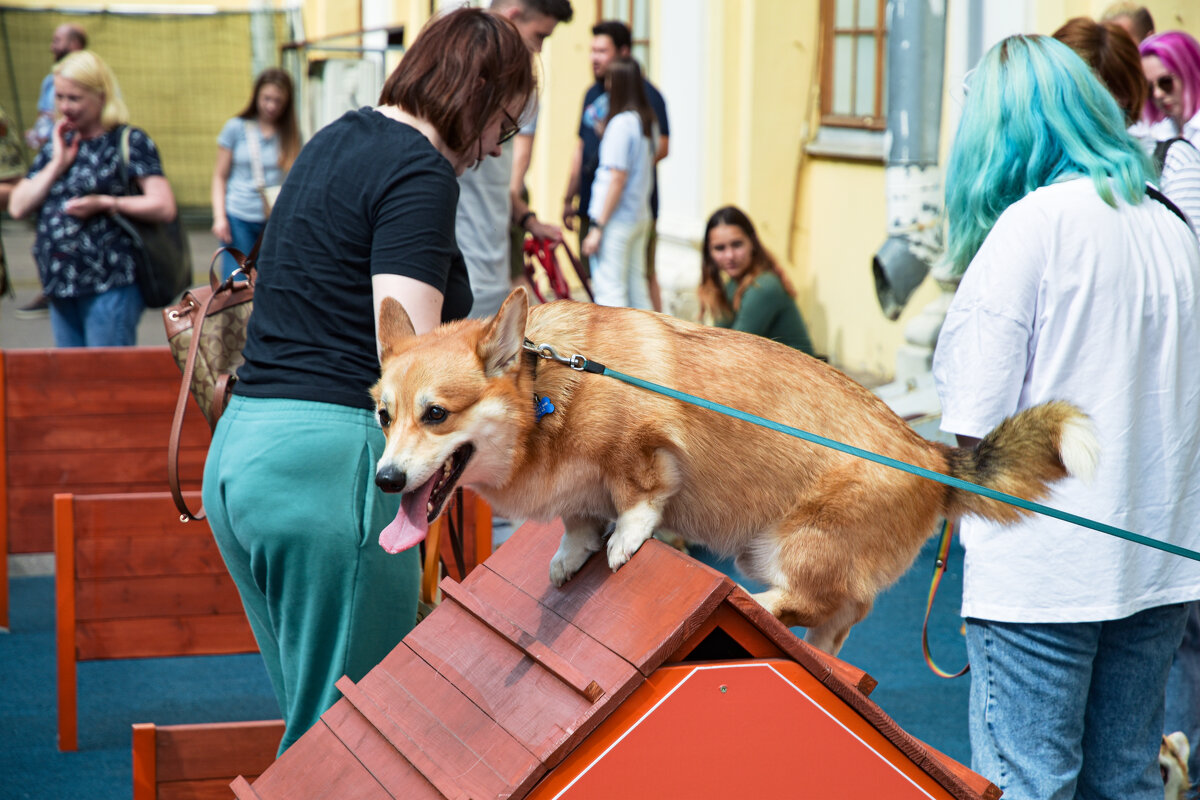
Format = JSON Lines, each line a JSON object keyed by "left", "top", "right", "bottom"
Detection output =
{"left": 549, "top": 540, "right": 592, "bottom": 587}
{"left": 606, "top": 530, "right": 646, "bottom": 573}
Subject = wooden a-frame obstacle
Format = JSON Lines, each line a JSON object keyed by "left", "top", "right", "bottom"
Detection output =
{"left": 231, "top": 520, "right": 999, "bottom": 800}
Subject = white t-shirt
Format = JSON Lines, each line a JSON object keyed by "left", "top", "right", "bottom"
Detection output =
{"left": 587, "top": 110, "right": 654, "bottom": 227}
{"left": 455, "top": 96, "right": 540, "bottom": 320}
{"left": 456, "top": 145, "right": 516, "bottom": 319}
{"left": 933, "top": 178, "right": 1200, "bottom": 623}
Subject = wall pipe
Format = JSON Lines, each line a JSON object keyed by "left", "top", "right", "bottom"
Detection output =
{"left": 872, "top": 0, "right": 947, "bottom": 321}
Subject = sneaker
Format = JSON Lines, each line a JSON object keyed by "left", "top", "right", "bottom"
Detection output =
{"left": 14, "top": 292, "right": 49, "bottom": 319}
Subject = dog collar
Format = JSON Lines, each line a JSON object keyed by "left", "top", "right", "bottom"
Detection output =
{"left": 534, "top": 394, "right": 555, "bottom": 422}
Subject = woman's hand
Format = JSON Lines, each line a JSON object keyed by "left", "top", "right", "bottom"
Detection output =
{"left": 582, "top": 225, "right": 603, "bottom": 257}
{"left": 63, "top": 194, "right": 114, "bottom": 219}
{"left": 212, "top": 215, "right": 232, "bottom": 244}
{"left": 50, "top": 118, "right": 80, "bottom": 172}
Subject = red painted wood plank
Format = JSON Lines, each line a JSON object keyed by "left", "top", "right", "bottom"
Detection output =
{"left": 369, "top": 642, "right": 545, "bottom": 793}
{"left": 405, "top": 596, "right": 606, "bottom": 763}
{"left": 5, "top": 414, "right": 208, "bottom": 451}
{"left": 334, "top": 677, "right": 473, "bottom": 800}
{"left": 75, "top": 614, "right": 256, "bottom": 660}
{"left": 70, "top": 492, "right": 204, "bottom": 537}
{"left": 246, "top": 714, "right": 402, "bottom": 800}
{"left": 459, "top": 566, "right": 640, "bottom": 699}
{"left": 7, "top": 483, "right": 202, "bottom": 554}
{"left": 486, "top": 520, "right": 734, "bottom": 676}
{"left": 3, "top": 347, "right": 180, "bottom": 382}
{"left": 75, "top": 574, "right": 244, "bottom": 620}
{"left": 8, "top": 448, "right": 207, "bottom": 488}
{"left": 155, "top": 720, "right": 283, "bottom": 782}
{"left": 440, "top": 577, "right": 603, "bottom": 702}
{"left": 75, "top": 536, "right": 230, "bottom": 579}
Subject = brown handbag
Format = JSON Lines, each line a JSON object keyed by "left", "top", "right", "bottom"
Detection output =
{"left": 163, "top": 243, "right": 258, "bottom": 521}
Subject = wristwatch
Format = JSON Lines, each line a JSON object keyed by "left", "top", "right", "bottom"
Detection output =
{"left": 589, "top": 218, "right": 604, "bottom": 231}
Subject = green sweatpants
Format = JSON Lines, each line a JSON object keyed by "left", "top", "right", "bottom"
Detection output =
{"left": 202, "top": 395, "right": 419, "bottom": 755}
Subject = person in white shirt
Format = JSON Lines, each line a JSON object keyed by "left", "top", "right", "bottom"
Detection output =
{"left": 581, "top": 57, "right": 656, "bottom": 309}
{"left": 935, "top": 34, "right": 1200, "bottom": 800}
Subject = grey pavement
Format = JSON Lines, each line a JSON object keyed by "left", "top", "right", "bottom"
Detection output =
{"left": 1, "top": 215, "right": 222, "bottom": 349}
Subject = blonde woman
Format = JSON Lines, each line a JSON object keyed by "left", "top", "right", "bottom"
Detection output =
{"left": 8, "top": 50, "right": 176, "bottom": 346}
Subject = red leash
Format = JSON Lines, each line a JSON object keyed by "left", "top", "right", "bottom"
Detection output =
{"left": 523, "top": 237, "right": 594, "bottom": 302}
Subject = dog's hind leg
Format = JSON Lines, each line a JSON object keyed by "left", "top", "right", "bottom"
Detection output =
{"left": 802, "top": 598, "right": 873, "bottom": 655}
{"left": 550, "top": 515, "right": 606, "bottom": 586}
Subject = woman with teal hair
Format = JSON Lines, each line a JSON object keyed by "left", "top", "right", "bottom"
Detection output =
{"left": 933, "top": 35, "right": 1200, "bottom": 800}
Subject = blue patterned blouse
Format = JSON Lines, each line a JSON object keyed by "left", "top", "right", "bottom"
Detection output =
{"left": 28, "top": 126, "right": 164, "bottom": 298}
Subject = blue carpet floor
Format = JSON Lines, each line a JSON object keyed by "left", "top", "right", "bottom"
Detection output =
{"left": 0, "top": 531, "right": 971, "bottom": 799}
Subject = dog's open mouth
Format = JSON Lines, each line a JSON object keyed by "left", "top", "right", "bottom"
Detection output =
{"left": 378, "top": 444, "right": 475, "bottom": 554}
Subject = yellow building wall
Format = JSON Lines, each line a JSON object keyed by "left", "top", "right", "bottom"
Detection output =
{"left": 714, "top": 0, "right": 1199, "bottom": 378}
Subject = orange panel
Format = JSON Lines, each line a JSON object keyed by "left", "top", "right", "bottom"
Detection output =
{"left": 530, "top": 660, "right": 957, "bottom": 800}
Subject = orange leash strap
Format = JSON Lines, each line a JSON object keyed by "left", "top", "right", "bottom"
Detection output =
{"left": 922, "top": 519, "right": 969, "bottom": 678}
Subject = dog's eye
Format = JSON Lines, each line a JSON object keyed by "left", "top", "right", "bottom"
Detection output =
{"left": 377, "top": 407, "right": 391, "bottom": 428}
{"left": 423, "top": 405, "right": 448, "bottom": 424}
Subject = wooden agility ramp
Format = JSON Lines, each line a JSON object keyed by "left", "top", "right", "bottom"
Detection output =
{"left": 231, "top": 520, "right": 999, "bottom": 799}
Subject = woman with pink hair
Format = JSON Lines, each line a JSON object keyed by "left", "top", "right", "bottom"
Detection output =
{"left": 1140, "top": 30, "right": 1200, "bottom": 145}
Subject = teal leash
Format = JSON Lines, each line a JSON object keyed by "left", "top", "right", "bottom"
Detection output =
{"left": 522, "top": 340, "right": 1200, "bottom": 564}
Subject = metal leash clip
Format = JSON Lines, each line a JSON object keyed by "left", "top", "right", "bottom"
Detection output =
{"left": 523, "top": 340, "right": 588, "bottom": 371}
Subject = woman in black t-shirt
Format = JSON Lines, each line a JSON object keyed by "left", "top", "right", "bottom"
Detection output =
{"left": 202, "top": 8, "right": 536, "bottom": 755}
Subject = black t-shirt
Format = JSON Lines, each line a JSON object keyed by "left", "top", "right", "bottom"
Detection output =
{"left": 235, "top": 108, "right": 473, "bottom": 409}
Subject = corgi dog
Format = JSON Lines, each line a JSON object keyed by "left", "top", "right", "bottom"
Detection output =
{"left": 1162, "top": 731, "right": 1191, "bottom": 800}
{"left": 371, "top": 288, "right": 1097, "bottom": 654}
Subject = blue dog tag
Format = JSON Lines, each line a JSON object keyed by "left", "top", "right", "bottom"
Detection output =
{"left": 536, "top": 395, "right": 556, "bottom": 421}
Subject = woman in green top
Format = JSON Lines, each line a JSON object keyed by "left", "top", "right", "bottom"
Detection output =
{"left": 697, "top": 205, "right": 814, "bottom": 355}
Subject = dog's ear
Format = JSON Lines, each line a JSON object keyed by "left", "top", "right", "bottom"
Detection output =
{"left": 377, "top": 297, "right": 416, "bottom": 362}
{"left": 479, "top": 288, "right": 529, "bottom": 377}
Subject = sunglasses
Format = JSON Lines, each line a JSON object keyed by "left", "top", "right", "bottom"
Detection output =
{"left": 498, "top": 110, "right": 521, "bottom": 145}
{"left": 1149, "top": 74, "right": 1176, "bottom": 95}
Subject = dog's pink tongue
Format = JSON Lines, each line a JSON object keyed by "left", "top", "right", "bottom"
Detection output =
{"left": 379, "top": 475, "right": 437, "bottom": 554}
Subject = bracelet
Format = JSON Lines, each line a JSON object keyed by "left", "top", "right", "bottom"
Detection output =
{"left": 518, "top": 210, "right": 535, "bottom": 230}
{"left": 589, "top": 218, "right": 604, "bottom": 232}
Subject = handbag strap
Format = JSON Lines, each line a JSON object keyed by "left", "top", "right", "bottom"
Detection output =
{"left": 117, "top": 125, "right": 136, "bottom": 196}
{"left": 167, "top": 235, "right": 262, "bottom": 522}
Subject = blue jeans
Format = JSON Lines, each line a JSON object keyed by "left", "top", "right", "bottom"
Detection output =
{"left": 48, "top": 284, "right": 144, "bottom": 347}
{"left": 221, "top": 214, "right": 265, "bottom": 279}
{"left": 1164, "top": 601, "right": 1200, "bottom": 799}
{"left": 966, "top": 605, "right": 1190, "bottom": 800}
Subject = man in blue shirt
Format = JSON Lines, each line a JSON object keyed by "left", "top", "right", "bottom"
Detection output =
{"left": 562, "top": 20, "right": 669, "bottom": 309}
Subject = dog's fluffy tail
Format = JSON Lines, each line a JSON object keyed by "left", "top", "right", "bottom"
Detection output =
{"left": 942, "top": 400, "right": 1098, "bottom": 525}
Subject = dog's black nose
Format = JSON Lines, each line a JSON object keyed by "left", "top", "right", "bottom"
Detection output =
{"left": 375, "top": 465, "right": 407, "bottom": 493}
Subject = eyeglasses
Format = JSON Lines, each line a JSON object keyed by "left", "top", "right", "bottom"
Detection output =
{"left": 1149, "top": 74, "right": 1176, "bottom": 95}
{"left": 498, "top": 110, "right": 521, "bottom": 145}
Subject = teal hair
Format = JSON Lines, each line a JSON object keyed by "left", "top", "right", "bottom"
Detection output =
{"left": 944, "top": 35, "right": 1153, "bottom": 275}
